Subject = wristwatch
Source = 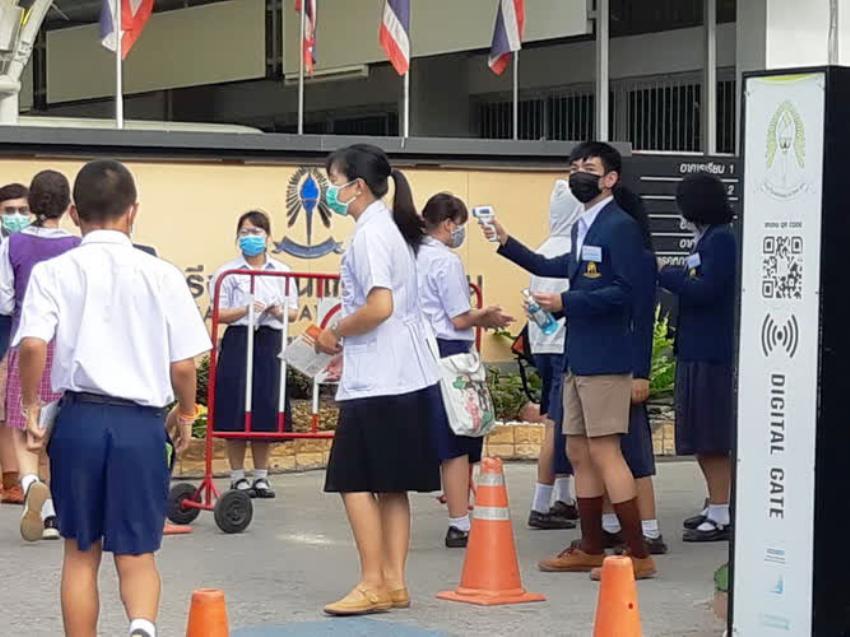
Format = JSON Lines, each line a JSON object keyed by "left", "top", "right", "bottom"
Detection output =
{"left": 330, "top": 322, "right": 342, "bottom": 340}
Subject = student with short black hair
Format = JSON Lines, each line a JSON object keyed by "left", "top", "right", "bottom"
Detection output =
{"left": 15, "top": 159, "right": 211, "bottom": 637}
{"left": 211, "top": 209, "right": 299, "bottom": 498}
{"left": 658, "top": 172, "right": 737, "bottom": 542}
{"left": 316, "top": 144, "right": 440, "bottom": 615}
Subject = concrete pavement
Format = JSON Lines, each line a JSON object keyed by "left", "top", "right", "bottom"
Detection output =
{"left": 0, "top": 460, "right": 727, "bottom": 636}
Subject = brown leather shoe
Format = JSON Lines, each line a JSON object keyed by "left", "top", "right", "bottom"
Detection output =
{"left": 389, "top": 588, "right": 410, "bottom": 609}
{"left": 538, "top": 546, "right": 606, "bottom": 572}
{"left": 590, "top": 555, "right": 658, "bottom": 581}
{"left": 1, "top": 484, "right": 23, "bottom": 505}
{"left": 323, "top": 587, "right": 392, "bottom": 616}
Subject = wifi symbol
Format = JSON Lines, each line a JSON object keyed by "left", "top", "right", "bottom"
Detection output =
{"left": 761, "top": 314, "right": 799, "bottom": 358}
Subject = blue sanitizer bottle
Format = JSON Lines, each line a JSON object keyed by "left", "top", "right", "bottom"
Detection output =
{"left": 522, "top": 289, "right": 558, "bottom": 335}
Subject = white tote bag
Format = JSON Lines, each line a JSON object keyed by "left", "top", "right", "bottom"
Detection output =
{"left": 427, "top": 335, "right": 497, "bottom": 438}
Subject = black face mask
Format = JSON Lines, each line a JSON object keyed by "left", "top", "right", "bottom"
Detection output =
{"left": 569, "top": 171, "right": 603, "bottom": 203}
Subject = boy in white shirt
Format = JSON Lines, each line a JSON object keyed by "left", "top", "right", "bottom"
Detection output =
{"left": 15, "top": 160, "right": 211, "bottom": 637}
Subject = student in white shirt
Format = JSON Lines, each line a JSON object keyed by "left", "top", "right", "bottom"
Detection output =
{"left": 15, "top": 160, "right": 211, "bottom": 637}
{"left": 315, "top": 144, "right": 440, "bottom": 616}
{"left": 417, "top": 193, "right": 512, "bottom": 549}
{"left": 210, "top": 211, "right": 299, "bottom": 499}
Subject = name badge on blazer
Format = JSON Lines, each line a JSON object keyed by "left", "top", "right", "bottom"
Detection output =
{"left": 582, "top": 245, "right": 602, "bottom": 263}
{"left": 686, "top": 252, "right": 701, "bottom": 278}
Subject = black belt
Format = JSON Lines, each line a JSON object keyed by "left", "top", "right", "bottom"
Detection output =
{"left": 65, "top": 391, "right": 148, "bottom": 409}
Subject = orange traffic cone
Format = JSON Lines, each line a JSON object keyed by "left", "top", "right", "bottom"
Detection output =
{"left": 186, "top": 589, "right": 229, "bottom": 637}
{"left": 593, "top": 556, "right": 643, "bottom": 637}
{"left": 164, "top": 522, "right": 193, "bottom": 536}
{"left": 437, "top": 457, "right": 545, "bottom": 606}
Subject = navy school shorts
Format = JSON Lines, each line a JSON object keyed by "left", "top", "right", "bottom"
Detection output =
{"left": 621, "top": 403, "right": 656, "bottom": 479}
{"left": 48, "top": 393, "right": 169, "bottom": 555}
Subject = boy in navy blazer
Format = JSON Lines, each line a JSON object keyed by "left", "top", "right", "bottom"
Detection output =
{"left": 482, "top": 143, "right": 656, "bottom": 579}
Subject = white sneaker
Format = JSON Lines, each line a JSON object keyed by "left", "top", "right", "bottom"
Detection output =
{"left": 20, "top": 481, "right": 49, "bottom": 542}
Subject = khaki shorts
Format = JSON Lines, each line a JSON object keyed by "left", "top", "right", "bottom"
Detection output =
{"left": 563, "top": 373, "right": 632, "bottom": 438}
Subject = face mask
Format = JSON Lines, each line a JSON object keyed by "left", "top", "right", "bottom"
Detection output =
{"left": 450, "top": 225, "right": 466, "bottom": 249}
{"left": 239, "top": 235, "right": 266, "bottom": 257}
{"left": 1, "top": 213, "right": 29, "bottom": 234}
{"left": 569, "top": 171, "right": 603, "bottom": 204}
{"left": 325, "top": 180, "right": 357, "bottom": 216}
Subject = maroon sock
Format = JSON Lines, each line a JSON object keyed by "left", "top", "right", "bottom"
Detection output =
{"left": 613, "top": 498, "right": 649, "bottom": 559}
{"left": 577, "top": 496, "right": 605, "bottom": 555}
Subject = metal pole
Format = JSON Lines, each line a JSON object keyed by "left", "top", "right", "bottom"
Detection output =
{"left": 115, "top": 0, "right": 124, "bottom": 129}
{"left": 704, "top": 0, "right": 717, "bottom": 154}
{"left": 298, "top": 0, "right": 306, "bottom": 135}
{"left": 594, "top": 0, "right": 609, "bottom": 141}
{"left": 829, "top": 0, "right": 839, "bottom": 65}
{"left": 403, "top": 69, "right": 410, "bottom": 138}
{"left": 512, "top": 51, "right": 519, "bottom": 140}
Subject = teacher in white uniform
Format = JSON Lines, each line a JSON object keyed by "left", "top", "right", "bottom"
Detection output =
{"left": 316, "top": 144, "right": 440, "bottom": 616}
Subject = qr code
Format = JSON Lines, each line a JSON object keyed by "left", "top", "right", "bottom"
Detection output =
{"left": 762, "top": 236, "right": 802, "bottom": 299}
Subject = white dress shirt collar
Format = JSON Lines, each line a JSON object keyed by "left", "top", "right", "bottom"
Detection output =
{"left": 81, "top": 229, "right": 133, "bottom": 247}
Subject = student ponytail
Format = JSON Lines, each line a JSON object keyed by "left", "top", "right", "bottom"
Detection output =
{"left": 389, "top": 169, "right": 424, "bottom": 250}
{"left": 326, "top": 144, "right": 424, "bottom": 251}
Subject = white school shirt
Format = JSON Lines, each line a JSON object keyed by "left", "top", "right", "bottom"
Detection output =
{"left": 0, "top": 227, "right": 77, "bottom": 316}
{"left": 210, "top": 255, "right": 299, "bottom": 330}
{"left": 13, "top": 230, "right": 212, "bottom": 407}
{"left": 574, "top": 195, "right": 613, "bottom": 257}
{"left": 337, "top": 201, "right": 438, "bottom": 401}
{"left": 528, "top": 180, "right": 583, "bottom": 355}
{"left": 416, "top": 237, "right": 474, "bottom": 342}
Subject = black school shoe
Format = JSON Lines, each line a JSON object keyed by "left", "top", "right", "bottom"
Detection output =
{"left": 683, "top": 499, "right": 709, "bottom": 530}
{"left": 549, "top": 500, "right": 579, "bottom": 521}
{"left": 683, "top": 519, "right": 731, "bottom": 542}
{"left": 230, "top": 478, "right": 252, "bottom": 492}
{"left": 445, "top": 526, "right": 469, "bottom": 548}
{"left": 250, "top": 478, "right": 276, "bottom": 499}
{"left": 644, "top": 535, "right": 669, "bottom": 555}
{"left": 528, "top": 510, "right": 577, "bottom": 530}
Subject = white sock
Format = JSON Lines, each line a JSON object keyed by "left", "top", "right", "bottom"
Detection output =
{"left": 128, "top": 618, "right": 156, "bottom": 637}
{"left": 230, "top": 469, "right": 245, "bottom": 484}
{"left": 602, "top": 512, "right": 622, "bottom": 534}
{"left": 449, "top": 514, "right": 471, "bottom": 532}
{"left": 41, "top": 498, "right": 55, "bottom": 520}
{"left": 21, "top": 474, "right": 38, "bottom": 495}
{"left": 531, "top": 483, "right": 554, "bottom": 514}
{"left": 552, "top": 476, "right": 575, "bottom": 505}
{"left": 253, "top": 469, "right": 269, "bottom": 481}
{"left": 704, "top": 504, "right": 730, "bottom": 527}
{"left": 641, "top": 519, "right": 660, "bottom": 539}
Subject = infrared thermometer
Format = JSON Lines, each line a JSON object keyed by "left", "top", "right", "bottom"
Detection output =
{"left": 472, "top": 206, "right": 498, "bottom": 242}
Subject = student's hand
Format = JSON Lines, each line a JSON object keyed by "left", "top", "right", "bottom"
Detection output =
{"left": 23, "top": 402, "right": 45, "bottom": 452}
{"left": 481, "top": 306, "right": 515, "bottom": 329}
{"left": 532, "top": 292, "right": 564, "bottom": 314}
{"left": 631, "top": 379, "right": 650, "bottom": 404}
{"left": 316, "top": 328, "right": 342, "bottom": 355}
{"left": 267, "top": 304, "right": 284, "bottom": 321}
{"left": 479, "top": 219, "right": 509, "bottom": 246}
{"left": 324, "top": 354, "right": 343, "bottom": 382}
{"left": 247, "top": 300, "right": 267, "bottom": 316}
{"left": 166, "top": 407, "right": 194, "bottom": 456}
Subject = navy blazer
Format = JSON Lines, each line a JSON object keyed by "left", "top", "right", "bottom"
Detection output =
{"left": 632, "top": 249, "right": 657, "bottom": 380}
{"left": 658, "top": 224, "right": 737, "bottom": 365}
{"left": 499, "top": 201, "right": 645, "bottom": 376}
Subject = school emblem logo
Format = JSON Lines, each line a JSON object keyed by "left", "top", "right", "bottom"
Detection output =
{"left": 762, "top": 100, "right": 808, "bottom": 201}
{"left": 274, "top": 167, "right": 343, "bottom": 259}
{"left": 583, "top": 261, "right": 601, "bottom": 279}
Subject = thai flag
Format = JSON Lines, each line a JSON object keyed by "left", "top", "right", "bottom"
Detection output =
{"left": 379, "top": 0, "right": 410, "bottom": 76}
{"left": 295, "top": 0, "right": 317, "bottom": 75}
{"left": 100, "top": 0, "right": 155, "bottom": 60}
{"left": 488, "top": 0, "right": 525, "bottom": 76}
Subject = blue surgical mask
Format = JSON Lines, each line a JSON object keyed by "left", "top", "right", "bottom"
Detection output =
{"left": 239, "top": 235, "right": 266, "bottom": 257}
{"left": 450, "top": 225, "right": 466, "bottom": 249}
{"left": 2, "top": 213, "right": 29, "bottom": 234}
{"left": 325, "top": 180, "right": 357, "bottom": 216}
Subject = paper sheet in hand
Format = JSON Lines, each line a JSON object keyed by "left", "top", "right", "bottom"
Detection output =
{"left": 282, "top": 324, "right": 334, "bottom": 378}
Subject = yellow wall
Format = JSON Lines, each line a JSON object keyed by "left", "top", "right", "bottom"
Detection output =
{"left": 0, "top": 158, "right": 565, "bottom": 362}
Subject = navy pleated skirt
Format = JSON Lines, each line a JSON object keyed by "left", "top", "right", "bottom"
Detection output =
{"left": 213, "top": 325, "right": 292, "bottom": 440}
{"left": 674, "top": 360, "right": 733, "bottom": 455}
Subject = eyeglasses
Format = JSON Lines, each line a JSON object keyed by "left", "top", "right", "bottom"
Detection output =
{"left": 3, "top": 206, "right": 28, "bottom": 215}
{"left": 238, "top": 228, "right": 267, "bottom": 238}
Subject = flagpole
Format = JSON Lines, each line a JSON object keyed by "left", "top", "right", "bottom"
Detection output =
{"left": 297, "top": 0, "right": 306, "bottom": 135}
{"left": 512, "top": 50, "right": 518, "bottom": 140}
{"left": 403, "top": 70, "right": 410, "bottom": 138}
{"left": 115, "top": 0, "right": 124, "bottom": 129}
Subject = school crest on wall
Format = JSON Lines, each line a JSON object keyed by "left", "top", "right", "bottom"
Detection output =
{"left": 274, "top": 167, "right": 343, "bottom": 259}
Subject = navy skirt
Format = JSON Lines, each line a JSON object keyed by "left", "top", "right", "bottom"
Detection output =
{"left": 429, "top": 339, "right": 484, "bottom": 463}
{"left": 621, "top": 403, "right": 656, "bottom": 479}
{"left": 213, "top": 325, "right": 292, "bottom": 440}
{"left": 533, "top": 353, "right": 573, "bottom": 475}
{"left": 324, "top": 385, "right": 441, "bottom": 494}
{"left": 674, "top": 360, "right": 733, "bottom": 455}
